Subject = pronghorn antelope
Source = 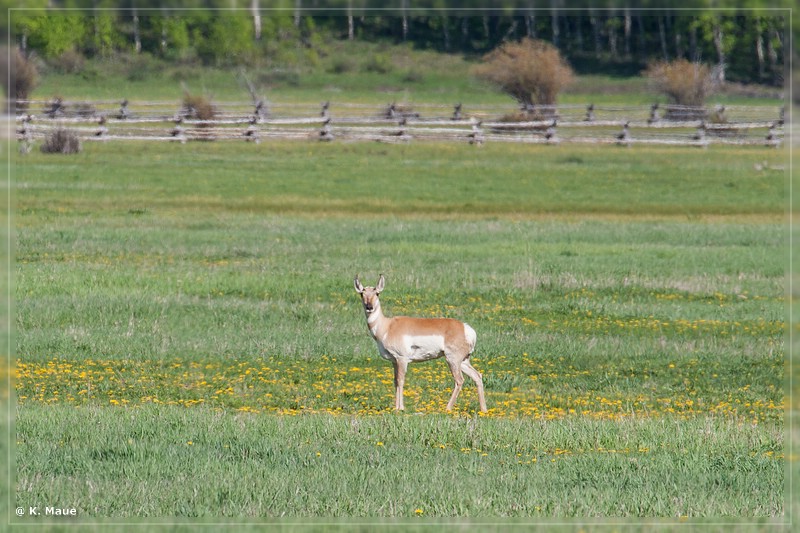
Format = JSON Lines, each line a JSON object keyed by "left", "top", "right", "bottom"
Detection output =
{"left": 354, "top": 274, "right": 488, "bottom": 413}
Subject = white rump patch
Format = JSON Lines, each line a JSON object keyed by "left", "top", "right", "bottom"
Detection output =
{"left": 463, "top": 323, "right": 477, "bottom": 353}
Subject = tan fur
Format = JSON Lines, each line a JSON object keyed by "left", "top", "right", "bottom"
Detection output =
{"left": 354, "top": 274, "right": 487, "bottom": 413}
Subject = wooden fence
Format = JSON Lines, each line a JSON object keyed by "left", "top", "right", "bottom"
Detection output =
{"left": 14, "top": 99, "right": 785, "bottom": 149}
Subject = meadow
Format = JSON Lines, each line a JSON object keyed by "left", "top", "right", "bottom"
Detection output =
{"left": 11, "top": 140, "right": 788, "bottom": 527}
{"left": 29, "top": 39, "right": 785, "bottom": 107}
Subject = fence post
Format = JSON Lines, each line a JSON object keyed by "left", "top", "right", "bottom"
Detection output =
{"left": 583, "top": 103, "right": 594, "bottom": 122}
{"left": 397, "top": 117, "right": 408, "bottom": 139}
{"left": 17, "top": 115, "right": 32, "bottom": 154}
{"left": 452, "top": 103, "right": 462, "bottom": 121}
{"left": 616, "top": 121, "right": 630, "bottom": 146}
{"left": 690, "top": 122, "right": 708, "bottom": 148}
{"left": 95, "top": 116, "right": 108, "bottom": 139}
{"left": 245, "top": 119, "right": 260, "bottom": 144}
{"left": 117, "top": 99, "right": 130, "bottom": 119}
{"left": 254, "top": 99, "right": 269, "bottom": 121}
{"left": 765, "top": 122, "right": 779, "bottom": 146}
{"left": 468, "top": 118, "right": 483, "bottom": 146}
{"left": 319, "top": 117, "right": 333, "bottom": 142}
{"left": 545, "top": 120, "right": 558, "bottom": 143}
{"left": 46, "top": 97, "right": 65, "bottom": 119}
{"left": 710, "top": 105, "right": 727, "bottom": 123}
{"left": 648, "top": 103, "right": 660, "bottom": 124}
{"left": 171, "top": 116, "right": 186, "bottom": 144}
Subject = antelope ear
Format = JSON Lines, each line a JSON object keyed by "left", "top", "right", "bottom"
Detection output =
{"left": 354, "top": 275, "right": 364, "bottom": 294}
{"left": 376, "top": 274, "right": 385, "bottom": 294}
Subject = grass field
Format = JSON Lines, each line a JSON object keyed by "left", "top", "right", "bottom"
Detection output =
{"left": 28, "top": 40, "right": 784, "bottom": 108}
{"left": 11, "top": 140, "right": 789, "bottom": 526}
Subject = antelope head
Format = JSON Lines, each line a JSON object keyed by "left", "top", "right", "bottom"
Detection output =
{"left": 354, "top": 274, "right": 385, "bottom": 316}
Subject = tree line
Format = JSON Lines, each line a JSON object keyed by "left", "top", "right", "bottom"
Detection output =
{"left": 6, "top": 2, "right": 790, "bottom": 87}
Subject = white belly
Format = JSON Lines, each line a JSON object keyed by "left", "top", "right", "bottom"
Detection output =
{"left": 401, "top": 334, "right": 445, "bottom": 362}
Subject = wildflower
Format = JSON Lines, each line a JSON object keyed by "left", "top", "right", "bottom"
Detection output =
{"left": 415, "top": 508, "right": 424, "bottom": 516}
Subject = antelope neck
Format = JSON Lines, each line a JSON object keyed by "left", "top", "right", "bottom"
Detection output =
{"left": 366, "top": 301, "right": 383, "bottom": 334}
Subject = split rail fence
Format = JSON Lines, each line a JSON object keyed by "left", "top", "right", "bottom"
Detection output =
{"left": 14, "top": 99, "right": 785, "bottom": 149}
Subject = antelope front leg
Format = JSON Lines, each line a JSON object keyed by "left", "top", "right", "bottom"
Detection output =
{"left": 392, "top": 358, "right": 408, "bottom": 411}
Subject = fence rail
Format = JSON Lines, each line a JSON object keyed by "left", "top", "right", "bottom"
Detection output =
{"left": 14, "top": 99, "right": 785, "bottom": 149}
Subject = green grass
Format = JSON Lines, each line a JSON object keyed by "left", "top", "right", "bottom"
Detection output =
{"left": 15, "top": 405, "right": 784, "bottom": 518}
{"left": 12, "top": 140, "right": 788, "bottom": 524}
{"left": 29, "top": 40, "right": 783, "bottom": 108}
{"left": 14, "top": 142, "right": 785, "bottom": 219}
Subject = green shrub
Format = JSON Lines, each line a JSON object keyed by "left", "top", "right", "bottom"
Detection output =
{"left": 18, "top": 14, "right": 87, "bottom": 59}
{"left": 196, "top": 16, "right": 256, "bottom": 66}
{"left": 257, "top": 69, "right": 301, "bottom": 87}
{"left": 402, "top": 69, "right": 424, "bottom": 83}
{"left": 328, "top": 57, "right": 356, "bottom": 74}
{"left": 52, "top": 48, "right": 85, "bottom": 74}
{"left": 362, "top": 53, "right": 393, "bottom": 74}
{"left": 126, "top": 53, "right": 162, "bottom": 82}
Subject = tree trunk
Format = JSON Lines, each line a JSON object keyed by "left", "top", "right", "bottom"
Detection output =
{"left": 525, "top": 14, "right": 535, "bottom": 38}
{"left": 551, "top": 10, "right": 559, "bottom": 47}
{"left": 624, "top": 11, "right": 631, "bottom": 56}
{"left": 608, "top": 18, "right": 618, "bottom": 58}
{"left": 635, "top": 14, "right": 645, "bottom": 56}
{"left": 712, "top": 21, "right": 725, "bottom": 83}
{"left": 590, "top": 14, "right": 600, "bottom": 55}
{"left": 767, "top": 28, "right": 779, "bottom": 81}
{"left": 401, "top": 0, "right": 408, "bottom": 41}
{"left": 133, "top": 8, "right": 141, "bottom": 54}
{"left": 504, "top": 18, "right": 518, "bottom": 42}
{"left": 442, "top": 16, "right": 450, "bottom": 51}
{"left": 658, "top": 17, "right": 668, "bottom": 60}
{"left": 755, "top": 19, "right": 765, "bottom": 80}
{"left": 689, "top": 23, "right": 698, "bottom": 61}
{"left": 251, "top": 0, "right": 262, "bottom": 41}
